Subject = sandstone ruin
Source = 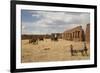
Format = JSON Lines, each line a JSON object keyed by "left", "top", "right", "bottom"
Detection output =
{"left": 22, "top": 24, "right": 90, "bottom": 43}
{"left": 62, "top": 24, "right": 90, "bottom": 42}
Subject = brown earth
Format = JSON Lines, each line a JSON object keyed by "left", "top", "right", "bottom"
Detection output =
{"left": 21, "top": 39, "right": 90, "bottom": 63}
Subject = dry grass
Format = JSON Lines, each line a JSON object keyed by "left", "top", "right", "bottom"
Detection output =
{"left": 21, "top": 39, "right": 90, "bottom": 63}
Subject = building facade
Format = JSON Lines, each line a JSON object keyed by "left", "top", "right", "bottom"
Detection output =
{"left": 22, "top": 24, "right": 90, "bottom": 42}
{"left": 62, "top": 26, "right": 85, "bottom": 41}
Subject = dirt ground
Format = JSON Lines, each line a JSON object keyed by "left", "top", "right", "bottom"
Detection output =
{"left": 21, "top": 39, "right": 90, "bottom": 63}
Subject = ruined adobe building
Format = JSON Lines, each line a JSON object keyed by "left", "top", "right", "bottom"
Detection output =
{"left": 22, "top": 24, "right": 90, "bottom": 42}
{"left": 62, "top": 24, "right": 90, "bottom": 42}
{"left": 62, "top": 26, "right": 85, "bottom": 41}
{"left": 51, "top": 33, "right": 62, "bottom": 39}
{"left": 85, "top": 24, "right": 90, "bottom": 42}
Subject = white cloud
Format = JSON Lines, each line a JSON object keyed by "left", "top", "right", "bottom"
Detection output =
{"left": 22, "top": 10, "right": 90, "bottom": 34}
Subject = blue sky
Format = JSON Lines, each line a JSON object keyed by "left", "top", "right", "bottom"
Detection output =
{"left": 21, "top": 10, "right": 90, "bottom": 34}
